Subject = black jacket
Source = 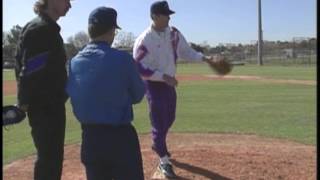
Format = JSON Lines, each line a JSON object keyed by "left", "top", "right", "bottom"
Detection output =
{"left": 15, "top": 13, "right": 68, "bottom": 106}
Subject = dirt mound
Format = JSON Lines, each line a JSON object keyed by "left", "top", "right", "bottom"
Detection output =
{"left": 3, "top": 133, "right": 316, "bottom": 180}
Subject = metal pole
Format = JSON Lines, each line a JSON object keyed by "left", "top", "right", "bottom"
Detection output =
{"left": 258, "top": 0, "right": 263, "bottom": 65}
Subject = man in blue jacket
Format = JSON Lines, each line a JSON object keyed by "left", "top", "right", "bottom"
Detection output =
{"left": 66, "top": 7, "right": 145, "bottom": 180}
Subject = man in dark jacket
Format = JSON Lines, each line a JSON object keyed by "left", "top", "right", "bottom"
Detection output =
{"left": 15, "top": 0, "right": 72, "bottom": 179}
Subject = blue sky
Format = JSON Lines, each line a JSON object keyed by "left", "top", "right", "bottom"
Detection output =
{"left": 3, "top": 0, "right": 316, "bottom": 46}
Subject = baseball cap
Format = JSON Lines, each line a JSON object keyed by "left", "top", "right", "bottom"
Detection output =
{"left": 150, "top": 1, "right": 175, "bottom": 15}
{"left": 88, "top": 7, "right": 121, "bottom": 29}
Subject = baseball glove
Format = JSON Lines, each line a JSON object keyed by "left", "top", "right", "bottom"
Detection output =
{"left": 3, "top": 105, "right": 26, "bottom": 127}
{"left": 206, "top": 56, "right": 233, "bottom": 75}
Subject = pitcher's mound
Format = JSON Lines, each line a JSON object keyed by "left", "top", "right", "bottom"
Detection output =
{"left": 3, "top": 133, "right": 316, "bottom": 180}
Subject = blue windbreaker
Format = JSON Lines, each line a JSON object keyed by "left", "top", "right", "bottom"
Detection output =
{"left": 66, "top": 41, "right": 145, "bottom": 125}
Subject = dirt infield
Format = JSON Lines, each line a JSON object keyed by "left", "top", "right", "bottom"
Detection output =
{"left": 3, "top": 75, "right": 315, "bottom": 96}
{"left": 177, "top": 75, "right": 316, "bottom": 85}
{"left": 3, "top": 80, "right": 17, "bottom": 96}
{"left": 3, "top": 133, "right": 316, "bottom": 180}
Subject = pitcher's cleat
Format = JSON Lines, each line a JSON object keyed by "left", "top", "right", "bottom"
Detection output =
{"left": 158, "top": 163, "right": 177, "bottom": 179}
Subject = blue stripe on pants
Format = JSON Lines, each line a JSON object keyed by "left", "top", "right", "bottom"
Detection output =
{"left": 144, "top": 81, "right": 176, "bottom": 157}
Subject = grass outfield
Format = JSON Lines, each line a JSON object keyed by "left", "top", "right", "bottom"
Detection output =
{"left": 2, "top": 64, "right": 316, "bottom": 165}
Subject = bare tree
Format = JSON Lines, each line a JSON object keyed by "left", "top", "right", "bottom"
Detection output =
{"left": 65, "top": 36, "right": 77, "bottom": 60}
{"left": 67, "top": 36, "right": 75, "bottom": 45}
{"left": 64, "top": 31, "right": 90, "bottom": 60}
{"left": 68, "top": 31, "right": 90, "bottom": 49}
{"left": 2, "top": 25, "right": 23, "bottom": 66}
{"left": 3, "top": 32, "right": 7, "bottom": 46}
{"left": 6, "top": 25, "right": 22, "bottom": 45}
{"left": 113, "top": 31, "right": 136, "bottom": 48}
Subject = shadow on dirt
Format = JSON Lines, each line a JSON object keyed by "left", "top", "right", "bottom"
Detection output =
{"left": 171, "top": 159, "right": 232, "bottom": 180}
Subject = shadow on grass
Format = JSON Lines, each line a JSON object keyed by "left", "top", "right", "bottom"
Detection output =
{"left": 171, "top": 159, "right": 232, "bottom": 180}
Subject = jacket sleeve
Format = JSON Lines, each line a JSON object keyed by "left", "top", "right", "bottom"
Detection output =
{"left": 176, "top": 30, "right": 204, "bottom": 62}
{"left": 15, "top": 26, "right": 53, "bottom": 106}
{"left": 133, "top": 40, "right": 164, "bottom": 81}
{"left": 126, "top": 54, "right": 146, "bottom": 104}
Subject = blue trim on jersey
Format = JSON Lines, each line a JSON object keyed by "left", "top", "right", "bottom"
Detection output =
{"left": 24, "top": 52, "right": 49, "bottom": 75}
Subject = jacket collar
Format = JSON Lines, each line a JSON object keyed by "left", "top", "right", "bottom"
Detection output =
{"left": 150, "top": 25, "right": 170, "bottom": 38}
{"left": 89, "top": 41, "right": 111, "bottom": 47}
{"left": 39, "top": 12, "right": 61, "bottom": 32}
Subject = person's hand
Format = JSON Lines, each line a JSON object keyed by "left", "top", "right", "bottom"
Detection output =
{"left": 162, "top": 74, "right": 178, "bottom": 87}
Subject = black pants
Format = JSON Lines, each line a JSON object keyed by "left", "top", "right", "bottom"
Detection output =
{"left": 81, "top": 124, "right": 144, "bottom": 180}
{"left": 27, "top": 103, "right": 66, "bottom": 180}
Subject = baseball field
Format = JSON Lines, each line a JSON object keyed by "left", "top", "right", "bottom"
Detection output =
{"left": 3, "top": 63, "right": 316, "bottom": 179}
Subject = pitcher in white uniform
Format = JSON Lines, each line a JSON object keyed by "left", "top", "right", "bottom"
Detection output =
{"left": 133, "top": 1, "right": 215, "bottom": 178}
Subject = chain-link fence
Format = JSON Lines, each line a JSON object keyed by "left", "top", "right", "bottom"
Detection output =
{"left": 244, "top": 48, "right": 317, "bottom": 66}
{"left": 244, "top": 39, "right": 317, "bottom": 65}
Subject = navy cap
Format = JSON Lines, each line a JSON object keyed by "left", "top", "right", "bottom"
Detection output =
{"left": 88, "top": 7, "right": 121, "bottom": 29}
{"left": 151, "top": 1, "right": 175, "bottom": 15}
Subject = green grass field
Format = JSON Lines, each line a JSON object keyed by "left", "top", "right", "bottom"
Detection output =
{"left": 2, "top": 63, "right": 317, "bottom": 165}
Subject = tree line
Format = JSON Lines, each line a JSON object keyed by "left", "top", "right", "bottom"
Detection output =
{"left": 3, "top": 25, "right": 317, "bottom": 68}
{"left": 3, "top": 25, "right": 137, "bottom": 67}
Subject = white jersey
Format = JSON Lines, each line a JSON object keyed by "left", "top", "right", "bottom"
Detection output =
{"left": 133, "top": 25, "right": 203, "bottom": 82}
